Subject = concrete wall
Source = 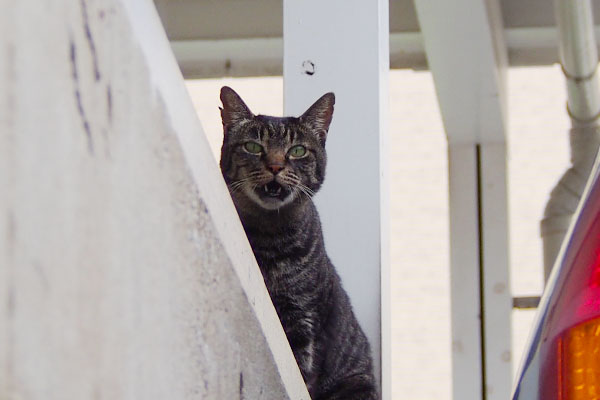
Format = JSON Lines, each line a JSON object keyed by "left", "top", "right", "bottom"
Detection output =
{"left": 0, "top": 0, "right": 309, "bottom": 399}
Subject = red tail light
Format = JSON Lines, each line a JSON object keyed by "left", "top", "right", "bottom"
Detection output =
{"left": 558, "top": 318, "right": 600, "bottom": 400}
{"left": 539, "top": 177, "right": 600, "bottom": 400}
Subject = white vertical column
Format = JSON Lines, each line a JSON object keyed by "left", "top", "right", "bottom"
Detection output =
{"left": 283, "top": 1, "right": 389, "bottom": 398}
{"left": 479, "top": 143, "right": 512, "bottom": 400}
{"left": 414, "top": 0, "right": 511, "bottom": 397}
{"left": 447, "top": 143, "right": 511, "bottom": 400}
{"left": 447, "top": 144, "right": 483, "bottom": 400}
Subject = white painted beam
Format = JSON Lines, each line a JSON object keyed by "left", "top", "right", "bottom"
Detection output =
{"left": 171, "top": 37, "right": 283, "bottom": 79}
{"left": 413, "top": 0, "right": 507, "bottom": 143}
{"left": 283, "top": 1, "right": 390, "bottom": 398}
{"left": 170, "top": 26, "right": 600, "bottom": 79}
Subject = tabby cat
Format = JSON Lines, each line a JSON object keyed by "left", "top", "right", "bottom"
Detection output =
{"left": 219, "top": 86, "right": 378, "bottom": 400}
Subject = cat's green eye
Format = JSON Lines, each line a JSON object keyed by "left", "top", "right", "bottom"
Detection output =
{"left": 288, "top": 145, "right": 307, "bottom": 158}
{"left": 244, "top": 142, "right": 263, "bottom": 154}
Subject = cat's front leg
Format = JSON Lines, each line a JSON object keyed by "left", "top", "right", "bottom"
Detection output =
{"left": 292, "top": 337, "right": 315, "bottom": 377}
{"left": 274, "top": 301, "right": 317, "bottom": 378}
{"left": 289, "top": 333, "right": 320, "bottom": 398}
{"left": 283, "top": 316, "right": 316, "bottom": 377}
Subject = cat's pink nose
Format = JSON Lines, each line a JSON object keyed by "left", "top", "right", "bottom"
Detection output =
{"left": 268, "top": 164, "right": 284, "bottom": 174}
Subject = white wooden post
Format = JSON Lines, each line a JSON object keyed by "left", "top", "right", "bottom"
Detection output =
{"left": 447, "top": 144, "right": 484, "bottom": 399}
{"left": 479, "top": 143, "right": 512, "bottom": 397}
{"left": 414, "top": 0, "right": 512, "bottom": 399}
{"left": 283, "top": 1, "right": 390, "bottom": 398}
{"left": 447, "top": 143, "right": 511, "bottom": 400}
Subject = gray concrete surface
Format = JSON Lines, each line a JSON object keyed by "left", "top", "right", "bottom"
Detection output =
{"left": 0, "top": 0, "right": 308, "bottom": 399}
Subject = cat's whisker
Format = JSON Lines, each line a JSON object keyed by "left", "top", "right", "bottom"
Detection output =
{"left": 228, "top": 176, "right": 252, "bottom": 187}
{"left": 228, "top": 182, "right": 249, "bottom": 194}
{"left": 295, "top": 182, "right": 315, "bottom": 198}
{"left": 293, "top": 181, "right": 311, "bottom": 195}
{"left": 231, "top": 184, "right": 248, "bottom": 195}
{"left": 229, "top": 182, "right": 246, "bottom": 191}
{"left": 228, "top": 171, "right": 263, "bottom": 188}
{"left": 278, "top": 175, "right": 314, "bottom": 201}
{"left": 292, "top": 187, "right": 305, "bottom": 202}
{"left": 229, "top": 176, "right": 263, "bottom": 195}
{"left": 295, "top": 185, "right": 313, "bottom": 201}
{"left": 304, "top": 186, "right": 315, "bottom": 197}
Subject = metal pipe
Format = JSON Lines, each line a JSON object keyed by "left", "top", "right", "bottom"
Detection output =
{"left": 542, "top": 0, "right": 600, "bottom": 281}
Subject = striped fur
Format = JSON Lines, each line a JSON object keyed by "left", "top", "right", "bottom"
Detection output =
{"left": 219, "top": 87, "right": 378, "bottom": 399}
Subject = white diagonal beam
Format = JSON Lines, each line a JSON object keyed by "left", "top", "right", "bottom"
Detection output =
{"left": 414, "top": 0, "right": 507, "bottom": 144}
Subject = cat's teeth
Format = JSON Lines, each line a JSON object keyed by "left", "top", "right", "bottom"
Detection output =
{"left": 262, "top": 183, "right": 282, "bottom": 197}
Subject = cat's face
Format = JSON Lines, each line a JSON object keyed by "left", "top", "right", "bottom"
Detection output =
{"left": 219, "top": 87, "right": 335, "bottom": 211}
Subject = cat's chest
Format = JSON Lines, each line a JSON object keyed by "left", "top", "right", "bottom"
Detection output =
{"left": 247, "top": 228, "right": 307, "bottom": 265}
{"left": 255, "top": 251, "right": 305, "bottom": 292}
{"left": 243, "top": 219, "right": 321, "bottom": 291}
{"left": 247, "top": 243, "right": 305, "bottom": 292}
{"left": 260, "top": 264, "right": 314, "bottom": 320}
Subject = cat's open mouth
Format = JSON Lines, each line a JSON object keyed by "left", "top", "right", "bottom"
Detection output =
{"left": 263, "top": 181, "right": 283, "bottom": 197}
{"left": 256, "top": 180, "right": 291, "bottom": 204}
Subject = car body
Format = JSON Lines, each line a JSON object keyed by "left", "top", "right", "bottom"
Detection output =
{"left": 512, "top": 152, "right": 600, "bottom": 399}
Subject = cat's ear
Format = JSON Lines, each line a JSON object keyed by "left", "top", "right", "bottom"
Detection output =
{"left": 300, "top": 92, "right": 335, "bottom": 143}
{"left": 220, "top": 86, "right": 253, "bottom": 129}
